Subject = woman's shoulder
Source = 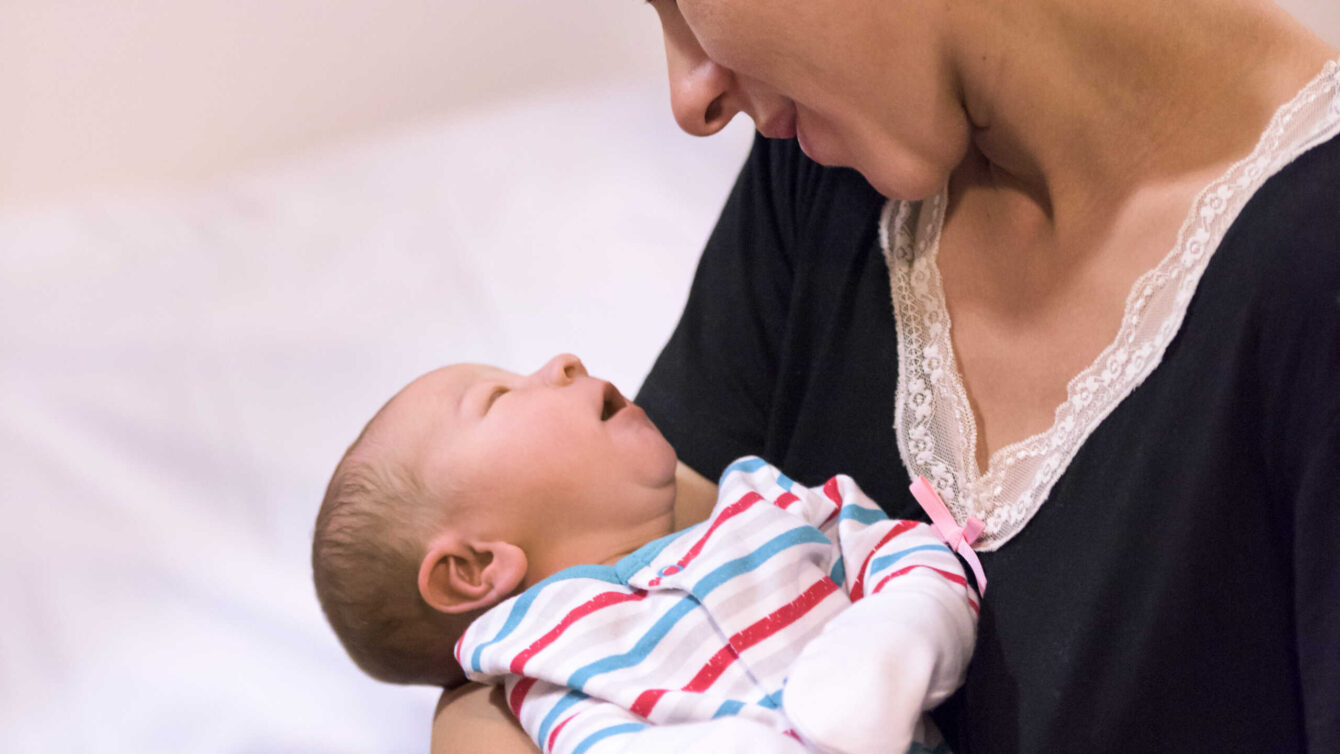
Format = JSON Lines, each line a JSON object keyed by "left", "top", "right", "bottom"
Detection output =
{"left": 1214, "top": 131, "right": 1340, "bottom": 308}
{"left": 1197, "top": 130, "right": 1340, "bottom": 423}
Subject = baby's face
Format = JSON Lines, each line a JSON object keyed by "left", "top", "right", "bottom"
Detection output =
{"left": 369, "top": 354, "right": 679, "bottom": 544}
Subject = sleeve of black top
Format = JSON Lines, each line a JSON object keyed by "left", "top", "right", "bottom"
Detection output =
{"left": 1262, "top": 137, "right": 1340, "bottom": 750}
{"left": 1295, "top": 407, "right": 1340, "bottom": 750}
{"left": 636, "top": 134, "right": 804, "bottom": 480}
{"left": 1289, "top": 180, "right": 1340, "bottom": 752}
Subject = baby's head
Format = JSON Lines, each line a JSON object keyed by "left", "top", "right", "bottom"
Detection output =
{"left": 312, "top": 354, "right": 678, "bottom": 686}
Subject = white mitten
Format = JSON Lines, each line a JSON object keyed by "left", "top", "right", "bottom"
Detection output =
{"left": 782, "top": 578, "right": 976, "bottom": 754}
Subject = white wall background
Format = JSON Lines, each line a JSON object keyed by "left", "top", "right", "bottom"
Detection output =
{"left": 1, "top": 0, "right": 1336, "bottom": 207}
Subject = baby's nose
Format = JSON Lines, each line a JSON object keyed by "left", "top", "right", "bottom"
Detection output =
{"left": 535, "top": 353, "right": 587, "bottom": 386}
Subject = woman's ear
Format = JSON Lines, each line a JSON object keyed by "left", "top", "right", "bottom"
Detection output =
{"left": 417, "top": 535, "right": 527, "bottom": 614}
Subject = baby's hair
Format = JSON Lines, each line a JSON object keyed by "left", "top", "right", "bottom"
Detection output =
{"left": 312, "top": 420, "right": 467, "bottom": 687}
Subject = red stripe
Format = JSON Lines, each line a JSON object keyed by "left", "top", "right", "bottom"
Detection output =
{"left": 548, "top": 713, "right": 577, "bottom": 751}
{"left": 774, "top": 491, "right": 800, "bottom": 510}
{"left": 508, "top": 677, "right": 537, "bottom": 718}
{"left": 510, "top": 589, "right": 648, "bottom": 674}
{"left": 682, "top": 644, "right": 741, "bottom": 693}
{"left": 683, "top": 577, "right": 841, "bottom": 693}
{"left": 871, "top": 565, "right": 980, "bottom": 613}
{"left": 630, "top": 688, "right": 669, "bottom": 719}
{"left": 871, "top": 564, "right": 967, "bottom": 593}
{"left": 820, "top": 477, "right": 844, "bottom": 527}
{"left": 849, "top": 519, "right": 919, "bottom": 601}
{"left": 677, "top": 492, "right": 761, "bottom": 569}
{"left": 823, "top": 477, "right": 843, "bottom": 505}
{"left": 728, "top": 577, "right": 840, "bottom": 653}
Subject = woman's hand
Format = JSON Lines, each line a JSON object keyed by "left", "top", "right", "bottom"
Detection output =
{"left": 431, "top": 683, "right": 537, "bottom": 754}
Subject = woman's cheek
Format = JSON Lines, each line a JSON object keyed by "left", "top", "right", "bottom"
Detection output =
{"left": 675, "top": 0, "right": 759, "bottom": 68}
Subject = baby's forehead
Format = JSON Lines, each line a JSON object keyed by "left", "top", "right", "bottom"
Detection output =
{"left": 358, "top": 362, "right": 513, "bottom": 474}
{"left": 371, "top": 362, "right": 509, "bottom": 436}
{"left": 404, "top": 362, "right": 509, "bottom": 403}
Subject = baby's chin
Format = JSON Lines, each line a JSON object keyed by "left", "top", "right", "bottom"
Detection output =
{"left": 612, "top": 483, "right": 679, "bottom": 542}
{"left": 645, "top": 428, "right": 680, "bottom": 482}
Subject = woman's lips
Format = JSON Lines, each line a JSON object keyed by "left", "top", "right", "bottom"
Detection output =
{"left": 795, "top": 118, "right": 814, "bottom": 160}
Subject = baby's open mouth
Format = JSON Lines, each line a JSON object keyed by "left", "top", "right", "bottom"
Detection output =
{"left": 600, "top": 383, "right": 628, "bottom": 421}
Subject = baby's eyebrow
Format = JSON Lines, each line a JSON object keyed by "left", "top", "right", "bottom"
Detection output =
{"left": 453, "top": 375, "right": 486, "bottom": 417}
{"left": 458, "top": 369, "right": 507, "bottom": 417}
{"left": 482, "top": 384, "right": 509, "bottom": 414}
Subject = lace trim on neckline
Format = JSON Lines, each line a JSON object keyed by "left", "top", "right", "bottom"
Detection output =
{"left": 882, "top": 58, "right": 1340, "bottom": 551}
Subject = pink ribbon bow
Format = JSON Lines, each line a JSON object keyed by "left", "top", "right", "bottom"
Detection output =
{"left": 909, "top": 476, "right": 987, "bottom": 595}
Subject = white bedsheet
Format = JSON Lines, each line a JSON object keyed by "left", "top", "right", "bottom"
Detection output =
{"left": 0, "top": 83, "right": 752, "bottom": 753}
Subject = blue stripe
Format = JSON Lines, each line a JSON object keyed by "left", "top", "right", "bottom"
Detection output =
{"left": 869, "top": 544, "right": 952, "bottom": 575}
{"left": 719, "top": 456, "right": 767, "bottom": 485}
{"left": 470, "top": 565, "right": 622, "bottom": 672}
{"left": 536, "top": 689, "right": 589, "bottom": 747}
{"left": 712, "top": 699, "right": 745, "bottom": 719}
{"left": 566, "top": 596, "right": 700, "bottom": 689}
{"left": 720, "top": 456, "right": 793, "bottom": 490}
{"left": 758, "top": 689, "right": 784, "bottom": 709}
{"left": 690, "top": 526, "right": 832, "bottom": 601}
{"left": 839, "top": 505, "right": 889, "bottom": 525}
{"left": 572, "top": 723, "right": 647, "bottom": 754}
{"left": 561, "top": 526, "right": 828, "bottom": 692}
{"left": 615, "top": 527, "right": 691, "bottom": 581}
{"left": 829, "top": 556, "right": 846, "bottom": 587}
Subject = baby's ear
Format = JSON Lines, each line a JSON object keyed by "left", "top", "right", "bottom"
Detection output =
{"left": 418, "top": 535, "right": 527, "bottom": 614}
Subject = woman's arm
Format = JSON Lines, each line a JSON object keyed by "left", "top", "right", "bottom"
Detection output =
{"left": 432, "top": 683, "right": 537, "bottom": 754}
{"left": 634, "top": 135, "right": 809, "bottom": 483}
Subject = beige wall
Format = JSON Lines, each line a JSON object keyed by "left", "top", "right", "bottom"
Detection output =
{"left": 0, "top": 1, "right": 666, "bottom": 205}
{"left": 1280, "top": 0, "right": 1340, "bottom": 47}
{"left": 2, "top": 0, "right": 1337, "bottom": 207}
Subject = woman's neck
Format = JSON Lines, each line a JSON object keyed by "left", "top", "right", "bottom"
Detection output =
{"left": 949, "top": 0, "right": 1336, "bottom": 238}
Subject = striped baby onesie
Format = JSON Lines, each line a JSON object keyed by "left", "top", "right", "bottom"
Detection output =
{"left": 457, "top": 457, "right": 978, "bottom": 753}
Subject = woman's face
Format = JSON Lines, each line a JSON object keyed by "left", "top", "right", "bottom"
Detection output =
{"left": 649, "top": 0, "right": 971, "bottom": 200}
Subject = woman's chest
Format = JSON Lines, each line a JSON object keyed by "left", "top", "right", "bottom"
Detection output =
{"left": 932, "top": 182, "right": 1206, "bottom": 469}
{"left": 935, "top": 289, "right": 1122, "bottom": 471}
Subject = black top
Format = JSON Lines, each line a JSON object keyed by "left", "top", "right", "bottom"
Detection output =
{"left": 637, "top": 133, "right": 1340, "bottom": 753}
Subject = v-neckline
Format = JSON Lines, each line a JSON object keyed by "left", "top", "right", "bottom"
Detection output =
{"left": 881, "top": 58, "right": 1340, "bottom": 551}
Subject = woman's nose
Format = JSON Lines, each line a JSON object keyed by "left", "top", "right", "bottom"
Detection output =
{"left": 662, "top": 14, "right": 739, "bottom": 136}
{"left": 534, "top": 353, "right": 587, "bottom": 386}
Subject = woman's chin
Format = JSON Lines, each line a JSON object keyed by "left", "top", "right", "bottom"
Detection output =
{"left": 862, "top": 157, "right": 952, "bottom": 202}
{"left": 799, "top": 131, "right": 941, "bottom": 200}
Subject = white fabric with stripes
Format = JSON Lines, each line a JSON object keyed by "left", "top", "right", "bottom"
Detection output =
{"left": 457, "top": 457, "right": 979, "bottom": 753}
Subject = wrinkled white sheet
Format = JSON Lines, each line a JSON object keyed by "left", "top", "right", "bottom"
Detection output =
{"left": 0, "top": 82, "right": 752, "bottom": 753}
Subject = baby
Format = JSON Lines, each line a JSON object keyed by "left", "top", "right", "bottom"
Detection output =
{"left": 313, "top": 354, "right": 980, "bottom": 754}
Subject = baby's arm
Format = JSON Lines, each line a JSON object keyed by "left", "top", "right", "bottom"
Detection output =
{"left": 782, "top": 474, "right": 979, "bottom": 754}
{"left": 510, "top": 676, "right": 809, "bottom": 754}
